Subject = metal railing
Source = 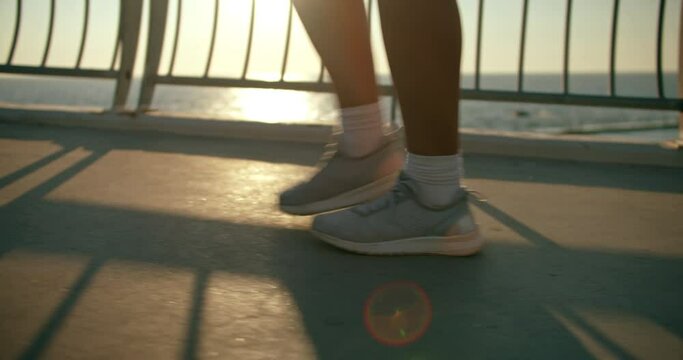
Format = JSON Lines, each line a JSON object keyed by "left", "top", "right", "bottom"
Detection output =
{"left": 136, "top": 0, "right": 683, "bottom": 114}
{"left": 1, "top": 0, "right": 682, "bottom": 132}
{"left": 0, "top": 0, "right": 142, "bottom": 110}
{"left": 137, "top": 0, "right": 340, "bottom": 111}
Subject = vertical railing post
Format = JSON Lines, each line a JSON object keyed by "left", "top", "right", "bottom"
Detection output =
{"left": 474, "top": 0, "right": 484, "bottom": 90}
{"left": 76, "top": 0, "right": 90, "bottom": 69}
{"left": 280, "top": 1, "right": 294, "bottom": 82}
{"left": 563, "top": 0, "right": 573, "bottom": 95}
{"left": 656, "top": 0, "right": 666, "bottom": 99}
{"left": 111, "top": 0, "right": 143, "bottom": 111}
{"left": 168, "top": 0, "right": 182, "bottom": 76}
{"left": 137, "top": 0, "right": 169, "bottom": 112}
{"left": 678, "top": 1, "right": 683, "bottom": 146}
{"left": 204, "top": 0, "right": 220, "bottom": 78}
{"left": 6, "top": 0, "right": 22, "bottom": 64}
{"left": 41, "top": 0, "right": 55, "bottom": 67}
{"left": 609, "top": 0, "right": 620, "bottom": 96}
{"left": 518, "top": 0, "right": 529, "bottom": 92}
{"left": 242, "top": 0, "right": 256, "bottom": 80}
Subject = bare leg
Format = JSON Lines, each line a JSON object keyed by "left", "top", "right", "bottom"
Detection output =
{"left": 291, "top": 0, "right": 378, "bottom": 108}
{"left": 378, "top": 0, "right": 462, "bottom": 156}
{"left": 294, "top": 0, "right": 480, "bottom": 256}
{"left": 280, "top": 0, "right": 403, "bottom": 215}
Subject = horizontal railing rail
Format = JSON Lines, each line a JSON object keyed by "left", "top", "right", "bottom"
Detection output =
{"left": 0, "top": 0, "right": 142, "bottom": 110}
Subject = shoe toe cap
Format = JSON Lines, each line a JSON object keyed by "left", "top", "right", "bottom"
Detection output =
{"left": 278, "top": 187, "right": 298, "bottom": 206}
{"left": 311, "top": 212, "right": 335, "bottom": 233}
{"left": 279, "top": 182, "right": 310, "bottom": 206}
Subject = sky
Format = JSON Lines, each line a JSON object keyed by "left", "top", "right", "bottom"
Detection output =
{"left": 0, "top": 0, "right": 680, "bottom": 81}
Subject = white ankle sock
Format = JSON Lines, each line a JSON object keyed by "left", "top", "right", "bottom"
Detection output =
{"left": 339, "top": 102, "right": 384, "bottom": 157}
{"left": 404, "top": 152, "right": 464, "bottom": 208}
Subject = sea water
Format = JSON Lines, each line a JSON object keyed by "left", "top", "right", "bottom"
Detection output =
{"left": 0, "top": 73, "right": 678, "bottom": 141}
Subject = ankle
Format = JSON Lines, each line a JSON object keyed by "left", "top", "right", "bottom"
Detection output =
{"left": 339, "top": 102, "right": 384, "bottom": 157}
{"left": 404, "top": 152, "right": 463, "bottom": 208}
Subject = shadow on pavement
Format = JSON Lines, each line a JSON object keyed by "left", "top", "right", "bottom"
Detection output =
{"left": 1, "top": 123, "right": 682, "bottom": 359}
{"left": 2, "top": 199, "right": 681, "bottom": 359}
{"left": 3, "top": 123, "right": 683, "bottom": 193}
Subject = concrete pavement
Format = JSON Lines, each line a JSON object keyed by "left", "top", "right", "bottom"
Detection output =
{"left": 1, "top": 123, "right": 682, "bottom": 359}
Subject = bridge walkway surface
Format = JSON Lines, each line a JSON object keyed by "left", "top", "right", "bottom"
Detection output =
{"left": 1, "top": 122, "right": 682, "bottom": 359}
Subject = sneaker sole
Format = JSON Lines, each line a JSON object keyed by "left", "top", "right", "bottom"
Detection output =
{"left": 279, "top": 172, "right": 398, "bottom": 216}
{"left": 311, "top": 228, "right": 483, "bottom": 256}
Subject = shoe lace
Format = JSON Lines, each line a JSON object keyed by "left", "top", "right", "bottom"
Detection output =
{"left": 354, "top": 174, "right": 413, "bottom": 215}
{"left": 315, "top": 131, "right": 346, "bottom": 169}
{"left": 315, "top": 144, "right": 337, "bottom": 169}
{"left": 355, "top": 176, "right": 488, "bottom": 216}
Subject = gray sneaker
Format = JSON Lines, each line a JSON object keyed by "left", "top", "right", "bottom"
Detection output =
{"left": 279, "top": 133, "right": 404, "bottom": 215}
{"left": 311, "top": 172, "right": 483, "bottom": 256}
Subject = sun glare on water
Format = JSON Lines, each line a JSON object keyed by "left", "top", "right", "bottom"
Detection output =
{"left": 233, "top": 88, "right": 319, "bottom": 123}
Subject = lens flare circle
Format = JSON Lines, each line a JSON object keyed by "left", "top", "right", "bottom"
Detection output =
{"left": 364, "top": 281, "right": 432, "bottom": 347}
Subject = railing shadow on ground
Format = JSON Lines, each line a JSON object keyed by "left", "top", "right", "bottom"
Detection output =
{"left": 3, "top": 200, "right": 682, "bottom": 359}
{"left": 1, "top": 123, "right": 682, "bottom": 359}
{"left": 0, "top": 122, "right": 324, "bottom": 168}
{"left": 2, "top": 122, "right": 682, "bottom": 194}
